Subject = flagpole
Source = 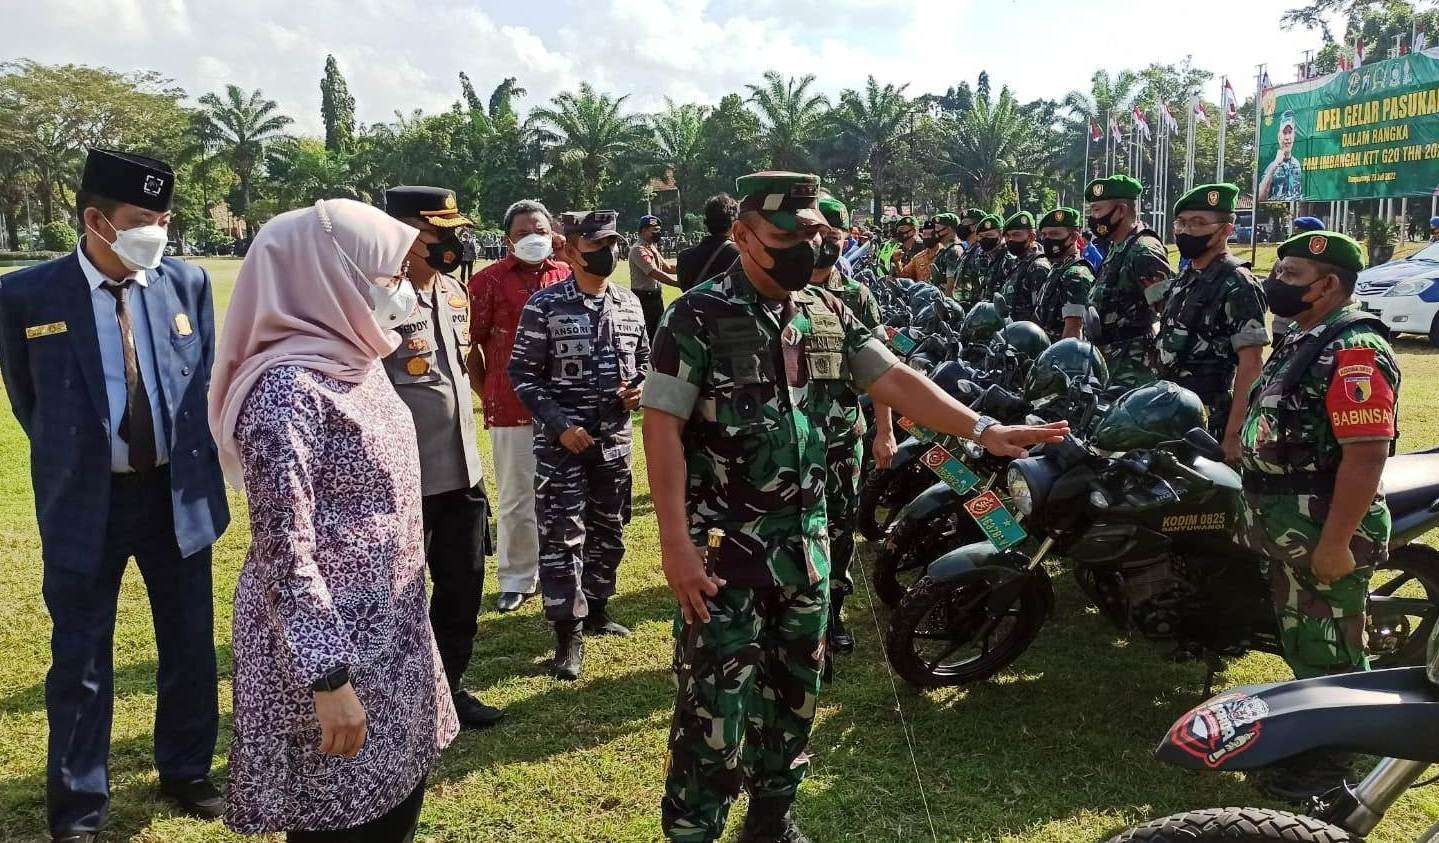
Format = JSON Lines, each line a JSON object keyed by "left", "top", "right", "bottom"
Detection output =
{"left": 1250, "top": 64, "right": 1266, "bottom": 265}
{"left": 1083, "top": 124, "right": 1091, "bottom": 193}
{"left": 1185, "top": 96, "right": 1196, "bottom": 190}
{"left": 1216, "top": 76, "right": 1228, "bottom": 183}
{"left": 1152, "top": 104, "right": 1161, "bottom": 232}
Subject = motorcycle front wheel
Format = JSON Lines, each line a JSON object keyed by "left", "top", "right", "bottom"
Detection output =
{"left": 884, "top": 568, "right": 1050, "bottom": 687}
{"left": 1368, "top": 543, "right": 1439, "bottom": 668}
{"left": 871, "top": 510, "right": 984, "bottom": 607}
{"left": 857, "top": 468, "right": 892, "bottom": 541}
{"left": 1108, "top": 808, "right": 1354, "bottom": 842}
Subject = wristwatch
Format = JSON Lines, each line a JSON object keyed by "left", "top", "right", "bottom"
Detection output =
{"left": 312, "top": 665, "right": 351, "bottom": 693}
{"left": 970, "top": 414, "right": 1001, "bottom": 442}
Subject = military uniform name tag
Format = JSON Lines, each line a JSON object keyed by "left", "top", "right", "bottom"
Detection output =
{"left": 896, "top": 416, "right": 936, "bottom": 443}
{"left": 890, "top": 331, "right": 917, "bottom": 354}
{"left": 173, "top": 314, "right": 193, "bottom": 336}
{"left": 964, "top": 489, "right": 1028, "bottom": 550}
{"left": 921, "top": 445, "right": 981, "bottom": 494}
{"left": 25, "top": 321, "right": 67, "bottom": 339}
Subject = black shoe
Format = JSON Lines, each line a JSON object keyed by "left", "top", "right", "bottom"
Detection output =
{"left": 739, "top": 797, "right": 811, "bottom": 843}
{"left": 1256, "top": 753, "right": 1354, "bottom": 804}
{"left": 496, "top": 591, "right": 529, "bottom": 612}
{"left": 827, "top": 597, "right": 854, "bottom": 654}
{"left": 582, "top": 602, "right": 631, "bottom": 637}
{"left": 551, "top": 622, "right": 584, "bottom": 681}
{"left": 452, "top": 689, "right": 505, "bottom": 730}
{"left": 159, "top": 775, "right": 225, "bottom": 820}
{"left": 52, "top": 834, "right": 98, "bottom": 843}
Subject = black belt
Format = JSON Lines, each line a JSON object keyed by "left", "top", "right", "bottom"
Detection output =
{"left": 1241, "top": 469, "right": 1336, "bottom": 495}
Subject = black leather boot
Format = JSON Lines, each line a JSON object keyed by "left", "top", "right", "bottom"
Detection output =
{"left": 738, "top": 797, "right": 811, "bottom": 843}
{"left": 551, "top": 620, "right": 584, "bottom": 681}
{"left": 827, "top": 594, "right": 854, "bottom": 653}
{"left": 582, "top": 599, "right": 631, "bottom": 637}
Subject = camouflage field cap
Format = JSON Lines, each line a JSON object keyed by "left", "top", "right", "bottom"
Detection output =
{"left": 1085, "top": 174, "right": 1144, "bottom": 201}
{"left": 1278, "top": 230, "right": 1364, "bottom": 273}
{"left": 560, "top": 209, "right": 620, "bottom": 241}
{"left": 1174, "top": 183, "right": 1238, "bottom": 215}
{"left": 1038, "top": 207, "right": 1082, "bottom": 229}
{"left": 735, "top": 171, "right": 825, "bottom": 232}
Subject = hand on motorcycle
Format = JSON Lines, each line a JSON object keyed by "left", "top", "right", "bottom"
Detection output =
{"left": 661, "top": 538, "right": 727, "bottom": 624}
{"left": 978, "top": 420, "right": 1069, "bottom": 459}
{"left": 1311, "top": 539, "right": 1357, "bottom": 585}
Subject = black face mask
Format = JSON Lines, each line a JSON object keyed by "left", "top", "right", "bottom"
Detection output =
{"left": 1005, "top": 240, "right": 1031, "bottom": 257}
{"left": 921, "top": 235, "right": 940, "bottom": 248}
{"left": 1086, "top": 208, "right": 1122, "bottom": 240}
{"left": 896, "top": 230, "right": 915, "bottom": 241}
{"left": 980, "top": 237, "right": 1001, "bottom": 252}
{"left": 814, "top": 238, "right": 841, "bottom": 269}
{"left": 426, "top": 232, "right": 464, "bottom": 274}
{"left": 1041, "top": 236, "right": 1072, "bottom": 260}
{"left": 1174, "top": 232, "right": 1215, "bottom": 260}
{"left": 1263, "top": 274, "right": 1319, "bottom": 318}
{"left": 955, "top": 225, "right": 973, "bottom": 240}
{"left": 761, "top": 238, "right": 819, "bottom": 291}
{"left": 579, "top": 243, "right": 617, "bottom": 278}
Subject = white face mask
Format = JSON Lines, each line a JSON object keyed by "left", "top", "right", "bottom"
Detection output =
{"left": 330, "top": 234, "right": 420, "bottom": 329}
{"left": 89, "top": 214, "right": 168, "bottom": 271}
{"left": 512, "top": 232, "right": 553, "bottom": 264}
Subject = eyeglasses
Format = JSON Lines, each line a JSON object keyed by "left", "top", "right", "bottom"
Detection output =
{"left": 1172, "top": 218, "right": 1224, "bottom": 234}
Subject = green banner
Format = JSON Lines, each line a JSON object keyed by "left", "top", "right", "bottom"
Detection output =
{"left": 1257, "top": 49, "right": 1439, "bottom": 202}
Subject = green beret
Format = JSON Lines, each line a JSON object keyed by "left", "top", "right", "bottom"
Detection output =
{"left": 896, "top": 215, "right": 916, "bottom": 228}
{"left": 1174, "top": 183, "right": 1239, "bottom": 214}
{"left": 1003, "top": 211, "right": 1035, "bottom": 232}
{"left": 963, "top": 208, "right": 985, "bottom": 222}
{"left": 1085, "top": 175, "right": 1143, "bottom": 202}
{"left": 1278, "top": 230, "right": 1364, "bottom": 273}
{"left": 734, "top": 170, "right": 824, "bottom": 231}
{"left": 818, "top": 195, "right": 849, "bottom": 229}
{"left": 932, "top": 212, "right": 962, "bottom": 229}
{"left": 1038, "top": 207, "right": 1082, "bottom": 229}
{"left": 975, "top": 214, "right": 1003, "bottom": 234}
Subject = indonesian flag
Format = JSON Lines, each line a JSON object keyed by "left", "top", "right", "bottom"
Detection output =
{"left": 1090, "top": 119, "right": 1102, "bottom": 142}
{"left": 1132, "top": 106, "right": 1152, "bottom": 140}
{"left": 1355, "top": 38, "right": 1366, "bottom": 65}
{"left": 1417, "top": 28, "right": 1429, "bottom": 53}
{"left": 1159, "top": 101, "right": 1179, "bottom": 135}
{"left": 1109, "top": 115, "right": 1123, "bottom": 143}
{"left": 1338, "top": 52, "right": 1351, "bottom": 72}
{"left": 1222, "top": 78, "right": 1238, "bottom": 120}
{"left": 1194, "top": 100, "right": 1210, "bottom": 125}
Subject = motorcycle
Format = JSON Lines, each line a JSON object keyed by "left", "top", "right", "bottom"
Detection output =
{"left": 1110, "top": 626, "right": 1439, "bottom": 841}
{"left": 884, "top": 426, "right": 1439, "bottom": 688}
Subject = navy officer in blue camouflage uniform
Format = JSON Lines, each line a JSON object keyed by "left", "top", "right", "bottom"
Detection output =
{"left": 508, "top": 210, "right": 650, "bottom": 680}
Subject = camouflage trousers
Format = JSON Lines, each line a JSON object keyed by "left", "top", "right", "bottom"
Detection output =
{"left": 826, "top": 435, "right": 863, "bottom": 597}
{"left": 661, "top": 580, "right": 829, "bottom": 843}
{"left": 534, "top": 439, "right": 632, "bottom": 623}
{"left": 1241, "top": 492, "right": 1384, "bottom": 679}
{"left": 1099, "top": 338, "right": 1159, "bottom": 390}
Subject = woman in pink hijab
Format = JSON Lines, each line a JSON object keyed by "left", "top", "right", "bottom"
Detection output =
{"left": 210, "top": 199, "right": 457, "bottom": 841}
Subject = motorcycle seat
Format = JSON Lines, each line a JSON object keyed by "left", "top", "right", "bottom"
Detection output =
{"left": 1382, "top": 448, "right": 1439, "bottom": 520}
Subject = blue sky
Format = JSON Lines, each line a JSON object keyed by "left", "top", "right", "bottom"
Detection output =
{"left": 6, "top": 0, "right": 1321, "bottom": 135}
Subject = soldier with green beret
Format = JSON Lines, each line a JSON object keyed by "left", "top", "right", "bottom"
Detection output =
{"left": 1034, "top": 206, "right": 1094, "bottom": 341}
{"left": 929, "top": 212, "right": 967, "bottom": 297}
{"left": 956, "top": 213, "right": 1001, "bottom": 305}
{"left": 978, "top": 214, "right": 1016, "bottom": 302}
{"left": 889, "top": 214, "right": 923, "bottom": 272}
{"left": 957, "top": 207, "right": 984, "bottom": 252}
{"left": 1084, "top": 174, "right": 1174, "bottom": 388}
{"left": 1237, "top": 229, "right": 1398, "bottom": 800}
{"left": 994, "top": 211, "right": 1049, "bottom": 323}
{"left": 1155, "top": 183, "right": 1268, "bottom": 455}
{"left": 645, "top": 171, "right": 1069, "bottom": 842}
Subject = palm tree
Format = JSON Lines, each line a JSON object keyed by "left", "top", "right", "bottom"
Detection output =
{"left": 197, "top": 84, "right": 292, "bottom": 224}
{"left": 745, "top": 71, "right": 830, "bottom": 171}
{"left": 648, "top": 99, "right": 710, "bottom": 220}
{"left": 528, "top": 83, "right": 644, "bottom": 208}
{"left": 935, "top": 85, "right": 1044, "bottom": 210}
{"left": 1061, "top": 69, "right": 1141, "bottom": 182}
{"left": 831, "top": 76, "right": 914, "bottom": 216}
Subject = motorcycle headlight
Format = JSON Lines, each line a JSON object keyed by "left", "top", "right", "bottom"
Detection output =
{"left": 1385, "top": 278, "right": 1434, "bottom": 298}
{"left": 1006, "top": 463, "right": 1033, "bottom": 518}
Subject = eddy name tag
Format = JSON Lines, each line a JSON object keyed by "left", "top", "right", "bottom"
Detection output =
{"left": 25, "top": 321, "right": 67, "bottom": 339}
{"left": 963, "top": 489, "right": 1028, "bottom": 550}
{"left": 921, "top": 445, "right": 981, "bottom": 494}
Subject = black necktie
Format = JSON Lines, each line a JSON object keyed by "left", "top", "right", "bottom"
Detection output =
{"left": 100, "top": 278, "right": 157, "bottom": 472}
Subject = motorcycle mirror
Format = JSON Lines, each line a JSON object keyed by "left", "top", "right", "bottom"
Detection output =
{"left": 1183, "top": 427, "right": 1226, "bottom": 462}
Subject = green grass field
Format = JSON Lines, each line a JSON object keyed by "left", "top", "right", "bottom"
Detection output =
{"left": 1, "top": 257, "right": 1437, "bottom": 842}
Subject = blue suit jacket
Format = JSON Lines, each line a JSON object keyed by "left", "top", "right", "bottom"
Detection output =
{"left": 0, "top": 253, "right": 230, "bottom": 573}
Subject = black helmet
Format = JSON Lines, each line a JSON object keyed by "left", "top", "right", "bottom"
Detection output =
{"left": 1024, "top": 338, "right": 1109, "bottom": 402}
{"left": 929, "top": 360, "right": 978, "bottom": 397}
{"left": 960, "top": 301, "right": 1005, "bottom": 345}
{"left": 998, "top": 321, "right": 1051, "bottom": 362}
{"left": 1090, "top": 380, "right": 1208, "bottom": 453}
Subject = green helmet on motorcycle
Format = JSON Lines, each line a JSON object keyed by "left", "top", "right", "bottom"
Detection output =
{"left": 960, "top": 301, "right": 1005, "bottom": 346}
{"left": 1090, "top": 380, "right": 1209, "bottom": 452}
{"left": 1024, "top": 338, "right": 1109, "bottom": 402}
{"left": 996, "top": 320, "right": 1050, "bottom": 362}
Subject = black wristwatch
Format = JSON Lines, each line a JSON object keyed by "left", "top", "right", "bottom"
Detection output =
{"left": 312, "top": 665, "right": 350, "bottom": 693}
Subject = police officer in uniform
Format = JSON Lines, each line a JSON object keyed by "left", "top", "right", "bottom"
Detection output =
{"left": 1033, "top": 206, "right": 1094, "bottom": 341}
{"left": 1155, "top": 183, "right": 1269, "bottom": 458}
{"left": 380, "top": 186, "right": 504, "bottom": 730}
{"left": 1084, "top": 175, "right": 1174, "bottom": 388}
{"left": 1238, "top": 231, "right": 1398, "bottom": 800}
{"left": 996, "top": 211, "right": 1049, "bottom": 323}
{"left": 508, "top": 210, "right": 648, "bottom": 681}
{"left": 643, "top": 171, "right": 1067, "bottom": 843}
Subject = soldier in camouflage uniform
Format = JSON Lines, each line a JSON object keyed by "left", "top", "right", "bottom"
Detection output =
{"left": 1155, "top": 184, "right": 1269, "bottom": 452}
{"left": 978, "top": 215, "right": 1016, "bottom": 303}
{"left": 508, "top": 209, "right": 649, "bottom": 681}
{"left": 928, "top": 212, "right": 966, "bottom": 294}
{"left": 1259, "top": 110, "right": 1304, "bottom": 202}
{"left": 811, "top": 194, "right": 889, "bottom": 656}
{"left": 1033, "top": 206, "right": 1094, "bottom": 342}
{"left": 1084, "top": 175, "right": 1173, "bottom": 389}
{"left": 643, "top": 171, "right": 1068, "bottom": 843}
{"left": 995, "top": 211, "right": 1050, "bottom": 323}
{"left": 957, "top": 214, "right": 1002, "bottom": 305}
{"left": 1238, "top": 230, "right": 1398, "bottom": 802}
